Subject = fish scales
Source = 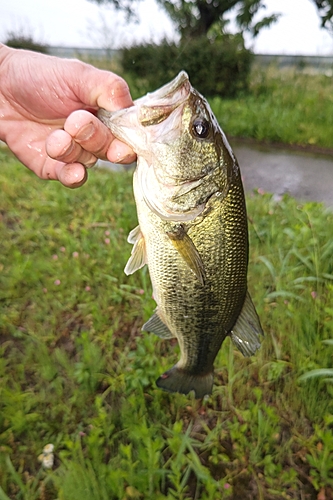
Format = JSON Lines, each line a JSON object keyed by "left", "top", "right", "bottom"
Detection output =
{"left": 98, "top": 71, "right": 263, "bottom": 398}
{"left": 140, "top": 178, "right": 247, "bottom": 363}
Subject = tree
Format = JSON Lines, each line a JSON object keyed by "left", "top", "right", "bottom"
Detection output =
{"left": 88, "top": 0, "right": 333, "bottom": 40}
{"left": 88, "top": 0, "right": 279, "bottom": 39}
{"left": 154, "top": 0, "right": 279, "bottom": 40}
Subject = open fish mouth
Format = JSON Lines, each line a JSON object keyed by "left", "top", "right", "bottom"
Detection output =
{"left": 136, "top": 71, "right": 190, "bottom": 108}
{"left": 136, "top": 71, "right": 191, "bottom": 128}
{"left": 98, "top": 71, "right": 191, "bottom": 153}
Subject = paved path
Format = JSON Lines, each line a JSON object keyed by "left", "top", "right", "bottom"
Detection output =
{"left": 233, "top": 142, "right": 333, "bottom": 209}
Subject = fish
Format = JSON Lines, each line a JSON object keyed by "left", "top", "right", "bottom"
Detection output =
{"left": 98, "top": 71, "right": 263, "bottom": 398}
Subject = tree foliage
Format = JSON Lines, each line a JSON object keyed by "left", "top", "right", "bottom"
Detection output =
{"left": 314, "top": 0, "right": 333, "bottom": 30}
{"left": 86, "top": 0, "right": 142, "bottom": 18}
{"left": 88, "top": 0, "right": 333, "bottom": 40}
{"left": 155, "top": 0, "right": 279, "bottom": 39}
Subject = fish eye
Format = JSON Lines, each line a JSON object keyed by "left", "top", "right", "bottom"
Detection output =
{"left": 192, "top": 118, "right": 210, "bottom": 139}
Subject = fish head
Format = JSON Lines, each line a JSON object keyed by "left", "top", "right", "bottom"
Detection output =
{"left": 98, "top": 71, "right": 237, "bottom": 221}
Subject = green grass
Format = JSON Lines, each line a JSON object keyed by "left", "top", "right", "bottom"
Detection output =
{"left": 1, "top": 148, "right": 333, "bottom": 499}
{"left": 209, "top": 67, "right": 333, "bottom": 149}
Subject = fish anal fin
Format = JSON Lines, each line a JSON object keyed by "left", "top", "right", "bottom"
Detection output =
{"left": 124, "top": 226, "right": 147, "bottom": 275}
{"left": 142, "top": 311, "right": 175, "bottom": 339}
{"left": 156, "top": 365, "right": 213, "bottom": 399}
{"left": 166, "top": 226, "right": 206, "bottom": 285}
{"left": 230, "top": 291, "right": 264, "bottom": 357}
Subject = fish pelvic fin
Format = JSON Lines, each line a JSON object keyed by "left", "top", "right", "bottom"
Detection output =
{"left": 156, "top": 365, "right": 213, "bottom": 399}
{"left": 230, "top": 291, "right": 264, "bottom": 357}
{"left": 142, "top": 311, "right": 175, "bottom": 339}
{"left": 166, "top": 226, "right": 206, "bottom": 286}
{"left": 124, "top": 225, "right": 147, "bottom": 275}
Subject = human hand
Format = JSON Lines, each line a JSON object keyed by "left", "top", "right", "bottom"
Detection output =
{"left": 0, "top": 44, "right": 136, "bottom": 188}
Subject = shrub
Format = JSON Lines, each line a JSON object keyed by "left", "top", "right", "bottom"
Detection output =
{"left": 4, "top": 30, "right": 49, "bottom": 54}
{"left": 121, "top": 34, "right": 253, "bottom": 98}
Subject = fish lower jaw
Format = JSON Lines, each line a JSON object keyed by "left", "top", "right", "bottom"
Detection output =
{"left": 144, "top": 195, "right": 205, "bottom": 222}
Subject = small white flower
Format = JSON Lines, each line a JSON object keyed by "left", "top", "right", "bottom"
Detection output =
{"left": 38, "top": 443, "right": 54, "bottom": 469}
{"left": 42, "top": 453, "right": 54, "bottom": 469}
{"left": 43, "top": 444, "right": 54, "bottom": 454}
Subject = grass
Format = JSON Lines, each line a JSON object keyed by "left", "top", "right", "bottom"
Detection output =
{"left": 1, "top": 147, "right": 333, "bottom": 500}
{"left": 209, "top": 66, "right": 333, "bottom": 149}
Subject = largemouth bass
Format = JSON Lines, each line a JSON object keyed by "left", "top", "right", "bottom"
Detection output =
{"left": 98, "top": 71, "right": 263, "bottom": 398}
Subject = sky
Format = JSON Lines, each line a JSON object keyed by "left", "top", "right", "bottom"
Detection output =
{"left": 1, "top": 0, "right": 333, "bottom": 55}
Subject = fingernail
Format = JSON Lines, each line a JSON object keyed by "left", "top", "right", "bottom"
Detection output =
{"left": 57, "top": 140, "right": 74, "bottom": 159}
{"left": 75, "top": 123, "right": 95, "bottom": 141}
{"left": 60, "top": 165, "right": 87, "bottom": 188}
{"left": 117, "top": 153, "right": 136, "bottom": 164}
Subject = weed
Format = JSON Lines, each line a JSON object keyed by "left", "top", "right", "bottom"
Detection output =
{"left": 1, "top": 150, "right": 333, "bottom": 499}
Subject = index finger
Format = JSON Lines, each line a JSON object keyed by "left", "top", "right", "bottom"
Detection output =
{"left": 63, "top": 110, "right": 136, "bottom": 164}
{"left": 74, "top": 66, "right": 134, "bottom": 112}
{"left": 64, "top": 110, "right": 113, "bottom": 160}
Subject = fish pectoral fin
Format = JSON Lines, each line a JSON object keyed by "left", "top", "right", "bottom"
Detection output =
{"left": 142, "top": 311, "right": 175, "bottom": 339}
{"left": 230, "top": 291, "right": 264, "bottom": 357}
{"left": 166, "top": 227, "right": 206, "bottom": 286}
{"left": 124, "top": 226, "right": 147, "bottom": 275}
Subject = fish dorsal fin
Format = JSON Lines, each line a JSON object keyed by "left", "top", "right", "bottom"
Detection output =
{"left": 124, "top": 225, "right": 147, "bottom": 275}
{"left": 166, "top": 226, "right": 206, "bottom": 286}
{"left": 230, "top": 291, "right": 264, "bottom": 357}
{"left": 142, "top": 311, "right": 175, "bottom": 339}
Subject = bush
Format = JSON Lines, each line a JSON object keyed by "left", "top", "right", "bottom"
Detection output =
{"left": 121, "top": 34, "right": 253, "bottom": 98}
{"left": 4, "top": 30, "right": 49, "bottom": 54}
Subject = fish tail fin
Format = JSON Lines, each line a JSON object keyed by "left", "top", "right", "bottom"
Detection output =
{"left": 156, "top": 366, "right": 213, "bottom": 399}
